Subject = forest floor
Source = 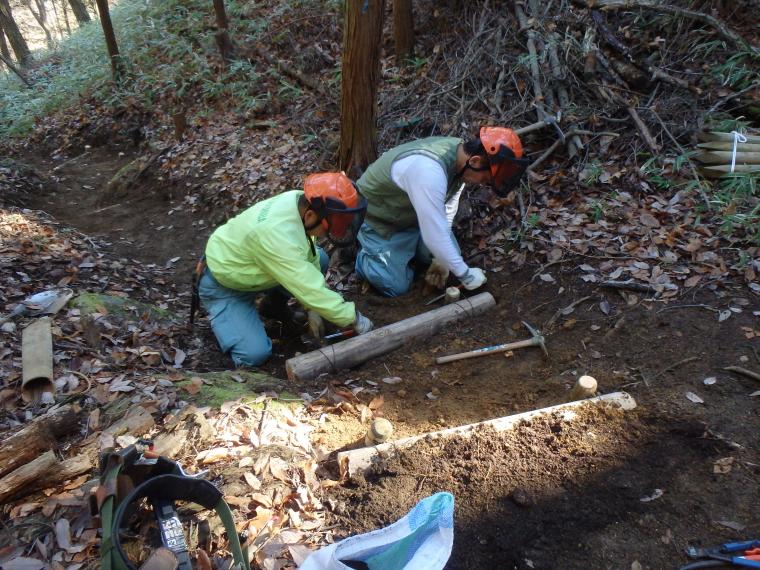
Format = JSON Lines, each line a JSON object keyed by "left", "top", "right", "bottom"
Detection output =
{"left": 3, "top": 142, "right": 758, "bottom": 570}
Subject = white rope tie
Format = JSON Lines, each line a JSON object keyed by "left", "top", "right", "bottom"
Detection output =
{"left": 730, "top": 130, "right": 747, "bottom": 173}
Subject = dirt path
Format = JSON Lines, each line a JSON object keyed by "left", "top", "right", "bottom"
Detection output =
{"left": 14, "top": 149, "right": 760, "bottom": 569}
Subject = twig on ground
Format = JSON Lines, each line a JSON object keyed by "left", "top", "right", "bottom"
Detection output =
{"left": 724, "top": 366, "right": 760, "bottom": 382}
{"left": 652, "top": 356, "right": 699, "bottom": 379}
{"left": 545, "top": 296, "right": 593, "bottom": 329}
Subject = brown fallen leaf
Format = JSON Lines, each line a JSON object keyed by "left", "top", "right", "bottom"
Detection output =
{"left": 368, "top": 394, "right": 385, "bottom": 410}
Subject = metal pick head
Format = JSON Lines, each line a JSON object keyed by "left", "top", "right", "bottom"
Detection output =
{"left": 522, "top": 320, "right": 548, "bottom": 358}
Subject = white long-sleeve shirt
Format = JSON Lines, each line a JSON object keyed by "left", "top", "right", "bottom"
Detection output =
{"left": 390, "top": 154, "right": 468, "bottom": 277}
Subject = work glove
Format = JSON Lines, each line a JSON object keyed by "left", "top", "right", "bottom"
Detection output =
{"left": 307, "top": 310, "right": 325, "bottom": 340}
{"left": 424, "top": 258, "right": 450, "bottom": 290}
{"left": 353, "top": 311, "right": 374, "bottom": 335}
{"left": 458, "top": 267, "right": 487, "bottom": 291}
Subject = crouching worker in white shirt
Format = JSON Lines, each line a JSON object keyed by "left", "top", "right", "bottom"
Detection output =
{"left": 354, "top": 127, "right": 529, "bottom": 297}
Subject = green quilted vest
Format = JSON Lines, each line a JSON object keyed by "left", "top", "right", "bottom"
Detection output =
{"left": 357, "top": 137, "right": 462, "bottom": 238}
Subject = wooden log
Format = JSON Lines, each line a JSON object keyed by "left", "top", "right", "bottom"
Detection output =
{"left": 21, "top": 317, "right": 55, "bottom": 403}
{"left": 694, "top": 151, "right": 760, "bottom": 165}
{"left": 0, "top": 404, "right": 81, "bottom": 478}
{"left": 32, "top": 454, "right": 92, "bottom": 492}
{"left": 697, "top": 164, "right": 760, "bottom": 179}
{"left": 698, "top": 131, "right": 760, "bottom": 144}
{"left": 285, "top": 292, "right": 496, "bottom": 381}
{"left": 0, "top": 450, "right": 57, "bottom": 503}
{"left": 697, "top": 142, "right": 760, "bottom": 152}
{"left": 338, "top": 391, "right": 637, "bottom": 476}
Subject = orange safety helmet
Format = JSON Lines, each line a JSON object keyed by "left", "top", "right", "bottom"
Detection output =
{"left": 303, "top": 172, "right": 367, "bottom": 244}
{"left": 479, "top": 127, "right": 530, "bottom": 196}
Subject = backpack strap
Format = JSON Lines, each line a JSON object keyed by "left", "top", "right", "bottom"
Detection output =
{"left": 112, "top": 474, "right": 250, "bottom": 570}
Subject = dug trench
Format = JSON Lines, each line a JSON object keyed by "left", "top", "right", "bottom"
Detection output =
{"left": 15, "top": 148, "right": 760, "bottom": 569}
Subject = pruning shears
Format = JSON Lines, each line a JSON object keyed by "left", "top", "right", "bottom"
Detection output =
{"left": 680, "top": 540, "right": 760, "bottom": 569}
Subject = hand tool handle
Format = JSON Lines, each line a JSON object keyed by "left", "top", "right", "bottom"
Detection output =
{"left": 435, "top": 338, "right": 538, "bottom": 364}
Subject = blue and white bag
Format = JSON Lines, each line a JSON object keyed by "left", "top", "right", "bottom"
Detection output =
{"left": 300, "top": 492, "right": 454, "bottom": 570}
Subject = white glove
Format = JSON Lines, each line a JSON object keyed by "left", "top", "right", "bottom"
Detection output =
{"left": 424, "top": 258, "right": 450, "bottom": 290}
{"left": 458, "top": 267, "right": 487, "bottom": 290}
{"left": 307, "top": 310, "right": 325, "bottom": 340}
{"left": 353, "top": 311, "right": 374, "bottom": 335}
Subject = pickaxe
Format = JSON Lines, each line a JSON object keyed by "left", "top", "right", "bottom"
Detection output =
{"left": 435, "top": 320, "right": 547, "bottom": 364}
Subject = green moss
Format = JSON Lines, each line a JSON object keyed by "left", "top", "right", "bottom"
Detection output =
{"left": 177, "top": 370, "right": 298, "bottom": 409}
{"left": 71, "top": 293, "right": 172, "bottom": 321}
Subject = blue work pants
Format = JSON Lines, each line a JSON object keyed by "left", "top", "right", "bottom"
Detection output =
{"left": 355, "top": 223, "right": 460, "bottom": 297}
{"left": 199, "top": 248, "right": 328, "bottom": 367}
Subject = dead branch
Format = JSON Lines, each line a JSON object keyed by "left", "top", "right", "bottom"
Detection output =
{"left": 591, "top": 9, "right": 697, "bottom": 93}
{"left": 724, "top": 366, "right": 760, "bottom": 383}
{"left": 514, "top": 2, "right": 548, "bottom": 121}
{"left": 546, "top": 33, "right": 583, "bottom": 157}
{"left": 576, "top": 0, "right": 759, "bottom": 57}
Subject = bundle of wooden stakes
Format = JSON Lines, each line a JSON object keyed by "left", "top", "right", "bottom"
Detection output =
{"left": 695, "top": 131, "right": 760, "bottom": 178}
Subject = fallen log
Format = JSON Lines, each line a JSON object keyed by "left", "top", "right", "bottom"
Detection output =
{"left": 338, "top": 391, "right": 636, "bottom": 476}
{"left": 21, "top": 317, "right": 55, "bottom": 403}
{"left": 0, "top": 404, "right": 81, "bottom": 478}
{"left": 31, "top": 454, "right": 92, "bottom": 492}
{"left": 285, "top": 292, "right": 496, "bottom": 381}
{"left": 0, "top": 450, "right": 57, "bottom": 503}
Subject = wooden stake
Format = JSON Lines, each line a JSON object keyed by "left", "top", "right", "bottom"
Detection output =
{"left": 566, "top": 375, "right": 598, "bottom": 401}
{"left": 21, "top": 317, "right": 55, "bottom": 403}
{"left": 338, "top": 391, "right": 637, "bottom": 476}
{"left": 285, "top": 292, "right": 496, "bottom": 381}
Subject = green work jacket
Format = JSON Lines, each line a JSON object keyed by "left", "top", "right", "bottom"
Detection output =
{"left": 205, "top": 191, "right": 356, "bottom": 327}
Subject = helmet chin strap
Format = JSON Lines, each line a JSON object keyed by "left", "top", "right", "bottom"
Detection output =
{"left": 457, "top": 155, "right": 491, "bottom": 180}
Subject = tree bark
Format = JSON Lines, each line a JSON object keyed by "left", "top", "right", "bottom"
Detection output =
{"left": 94, "top": 0, "right": 123, "bottom": 81}
{"left": 0, "top": 404, "right": 81, "bottom": 478}
{"left": 0, "top": 451, "right": 57, "bottom": 503}
{"left": 0, "top": 0, "right": 31, "bottom": 66}
{"left": 0, "top": 21, "right": 11, "bottom": 61}
{"left": 68, "top": 0, "right": 90, "bottom": 23}
{"left": 339, "top": 0, "right": 385, "bottom": 176}
{"left": 393, "top": 0, "right": 414, "bottom": 61}
{"left": 212, "top": 0, "right": 235, "bottom": 64}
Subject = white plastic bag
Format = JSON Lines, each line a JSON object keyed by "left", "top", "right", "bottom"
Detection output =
{"left": 300, "top": 492, "right": 454, "bottom": 570}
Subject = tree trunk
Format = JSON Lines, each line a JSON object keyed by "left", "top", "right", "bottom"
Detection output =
{"left": 68, "top": 0, "right": 90, "bottom": 23}
{"left": 212, "top": 0, "right": 235, "bottom": 64}
{"left": 94, "top": 0, "right": 123, "bottom": 81}
{"left": 0, "top": 21, "right": 11, "bottom": 61}
{"left": 26, "top": 0, "right": 53, "bottom": 47}
{"left": 393, "top": 0, "right": 414, "bottom": 61}
{"left": 339, "top": 0, "right": 385, "bottom": 176}
{"left": 0, "top": 0, "right": 31, "bottom": 66}
{"left": 61, "top": 0, "right": 72, "bottom": 34}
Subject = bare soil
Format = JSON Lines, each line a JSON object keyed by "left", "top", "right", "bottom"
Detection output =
{"left": 17, "top": 150, "right": 760, "bottom": 569}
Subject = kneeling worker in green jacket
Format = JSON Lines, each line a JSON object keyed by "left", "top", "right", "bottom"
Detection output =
{"left": 199, "top": 172, "right": 373, "bottom": 367}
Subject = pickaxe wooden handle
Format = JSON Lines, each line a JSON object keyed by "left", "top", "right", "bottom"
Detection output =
{"left": 435, "top": 320, "right": 547, "bottom": 364}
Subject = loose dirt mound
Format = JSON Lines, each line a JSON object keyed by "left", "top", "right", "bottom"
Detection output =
{"left": 329, "top": 405, "right": 744, "bottom": 570}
